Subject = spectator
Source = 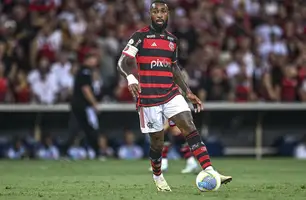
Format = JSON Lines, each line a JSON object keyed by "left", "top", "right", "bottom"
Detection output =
{"left": 227, "top": 50, "right": 255, "bottom": 102}
{"left": 227, "top": 49, "right": 254, "bottom": 80}
{"left": 236, "top": 36, "right": 255, "bottom": 75}
{"left": 294, "top": 135, "right": 306, "bottom": 160}
{"left": 255, "top": 16, "right": 283, "bottom": 44}
{"left": 173, "top": 16, "right": 198, "bottom": 65}
{"left": 12, "top": 70, "right": 30, "bottom": 103}
{"left": 30, "top": 23, "right": 62, "bottom": 66}
{"left": 198, "top": 67, "right": 233, "bottom": 101}
{"left": 262, "top": 53, "right": 283, "bottom": 101}
{"left": 97, "top": 135, "right": 115, "bottom": 160}
{"left": 118, "top": 130, "right": 143, "bottom": 160}
{"left": 281, "top": 65, "right": 298, "bottom": 102}
{"left": 258, "top": 33, "right": 288, "bottom": 60}
{"left": 0, "top": 62, "right": 9, "bottom": 102}
{"left": 67, "top": 136, "right": 95, "bottom": 160}
{"left": 28, "top": 56, "right": 59, "bottom": 104}
{"left": 69, "top": 10, "right": 87, "bottom": 39}
{"left": 7, "top": 137, "right": 27, "bottom": 160}
{"left": 2, "top": 37, "right": 19, "bottom": 80}
{"left": 51, "top": 51, "right": 73, "bottom": 101}
{"left": 36, "top": 135, "right": 60, "bottom": 160}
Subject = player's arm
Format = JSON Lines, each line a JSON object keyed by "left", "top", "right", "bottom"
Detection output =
{"left": 172, "top": 62, "right": 191, "bottom": 97}
{"left": 117, "top": 33, "right": 142, "bottom": 98}
{"left": 172, "top": 45, "right": 203, "bottom": 113}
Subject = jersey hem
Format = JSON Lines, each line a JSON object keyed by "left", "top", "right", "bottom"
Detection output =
{"left": 137, "top": 92, "right": 180, "bottom": 107}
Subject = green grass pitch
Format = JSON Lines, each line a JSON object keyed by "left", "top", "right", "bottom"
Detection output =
{"left": 0, "top": 159, "right": 305, "bottom": 200}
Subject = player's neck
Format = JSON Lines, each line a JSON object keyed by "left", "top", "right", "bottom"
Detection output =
{"left": 150, "top": 24, "right": 165, "bottom": 34}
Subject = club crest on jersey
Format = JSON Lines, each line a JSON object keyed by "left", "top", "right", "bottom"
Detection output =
{"left": 169, "top": 42, "right": 175, "bottom": 51}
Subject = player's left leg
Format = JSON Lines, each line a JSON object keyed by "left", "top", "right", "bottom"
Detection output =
{"left": 168, "top": 123, "right": 199, "bottom": 173}
{"left": 170, "top": 111, "right": 232, "bottom": 184}
{"left": 164, "top": 95, "right": 232, "bottom": 185}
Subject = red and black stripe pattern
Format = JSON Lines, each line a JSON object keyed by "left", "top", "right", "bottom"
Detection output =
{"left": 149, "top": 148, "right": 162, "bottom": 176}
{"left": 150, "top": 157, "right": 162, "bottom": 176}
{"left": 136, "top": 26, "right": 180, "bottom": 106}
{"left": 185, "top": 131, "right": 212, "bottom": 170}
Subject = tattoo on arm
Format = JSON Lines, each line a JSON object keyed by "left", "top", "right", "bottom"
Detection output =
{"left": 117, "top": 54, "right": 138, "bottom": 78}
{"left": 172, "top": 62, "right": 191, "bottom": 96}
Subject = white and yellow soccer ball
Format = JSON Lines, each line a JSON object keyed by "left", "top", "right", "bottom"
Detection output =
{"left": 196, "top": 170, "right": 221, "bottom": 192}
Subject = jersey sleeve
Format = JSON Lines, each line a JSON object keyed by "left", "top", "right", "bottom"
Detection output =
{"left": 122, "top": 32, "right": 142, "bottom": 58}
{"left": 79, "top": 69, "right": 92, "bottom": 87}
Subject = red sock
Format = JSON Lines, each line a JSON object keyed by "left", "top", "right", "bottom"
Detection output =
{"left": 185, "top": 130, "right": 212, "bottom": 170}
{"left": 162, "top": 143, "right": 170, "bottom": 159}
{"left": 149, "top": 148, "right": 162, "bottom": 176}
{"left": 181, "top": 144, "right": 192, "bottom": 159}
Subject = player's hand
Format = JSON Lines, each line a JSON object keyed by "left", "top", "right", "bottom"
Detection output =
{"left": 186, "top": 92, "right": 203, "bottom": 113}
{"left": 128, "top": 83, "right": 141, "bottom": 98}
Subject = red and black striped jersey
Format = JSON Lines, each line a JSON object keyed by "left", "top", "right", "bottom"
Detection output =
{"left": 121, "top": 26, "right": 180, "bottom": 107}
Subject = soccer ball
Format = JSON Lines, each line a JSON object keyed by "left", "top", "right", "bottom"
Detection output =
{"left": 196, "top": 170, "right": 221, "bottom": 192}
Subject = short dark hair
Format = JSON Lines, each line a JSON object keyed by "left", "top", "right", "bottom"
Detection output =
{"left": 151, "top": 0, "right": 168, "bottom": 8}
{"left": 151, "top": 0, "right": 167, "bottom": 3}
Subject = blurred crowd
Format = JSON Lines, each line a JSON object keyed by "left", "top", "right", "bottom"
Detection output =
{"left": 1, "top": 0, "right": 306, "bottom": 104}
{"left": 2, "top": 127, "right": 306, "bottom": 160}
{"left": 0, "top": 129, "right": 149, "bottom": 160}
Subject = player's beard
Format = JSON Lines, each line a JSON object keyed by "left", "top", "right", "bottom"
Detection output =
{"left": 151, "top": 19, "right": 168, "bottom": 33}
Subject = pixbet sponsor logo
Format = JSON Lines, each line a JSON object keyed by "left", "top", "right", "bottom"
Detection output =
{"left": 150, "top": 59, "right": 171, "bottom": 69}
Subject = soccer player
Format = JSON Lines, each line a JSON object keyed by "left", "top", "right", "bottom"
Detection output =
{"left": 117, "top": 0, "right": 232, "bottom": 191}
{"left": 68, "top": 53, "right": 100, "bottom": 156}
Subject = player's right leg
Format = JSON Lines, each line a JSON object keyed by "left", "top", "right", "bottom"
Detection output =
{"left": 139, "top": 106, "right": 171, "bottom": 192}
{"left": 148, "top": 132, "right": 169, "bottom": 172}
{"left": 148, "top": 121, "right": 171, "bottom": 172}
{"left": 149, "top": 131, "right": 171, "bottom": 192}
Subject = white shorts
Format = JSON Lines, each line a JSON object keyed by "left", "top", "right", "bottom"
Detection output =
{"left": 138, "top": 95, "right": 190, "bottom": 133}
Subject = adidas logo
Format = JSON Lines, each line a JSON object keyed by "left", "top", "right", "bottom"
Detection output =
{"left": 151, "top": 42, "right": 157, "bottom": 47}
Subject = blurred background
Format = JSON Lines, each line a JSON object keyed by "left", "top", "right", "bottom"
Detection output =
{"left": 0, "top": 0, "right": 306, "bottom": 161}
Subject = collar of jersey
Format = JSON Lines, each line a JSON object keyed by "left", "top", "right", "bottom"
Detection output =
{"left": 149, "top": 25, "right": 166, "bottom": 34}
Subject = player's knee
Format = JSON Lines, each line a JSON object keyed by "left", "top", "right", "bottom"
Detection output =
{"left": 180, "top": 122, "right": 197, "bottom": 135}
{"left": 151, "top": 140, "right": 164, "bottom": 153}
